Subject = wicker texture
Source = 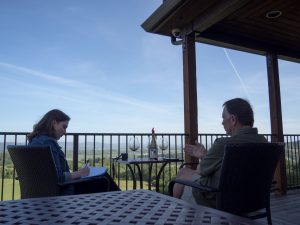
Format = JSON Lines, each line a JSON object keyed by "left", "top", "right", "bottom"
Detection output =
{"left": 169, "top": 142, "right": 284, "bottom": 225}
{"left": 0, "top": 189, "right": 263, "bottom": 225}
{"left": 8, "top": 145, "right": 60, "bottom": 199}
{"left": 7, "top": 145, "right": 110, "bottom": 199}
{"left": 217, "top": 143, "right": 284, "bottom": 218}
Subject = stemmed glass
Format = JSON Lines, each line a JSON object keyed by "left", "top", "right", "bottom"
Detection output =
{"left": 158, "top": 136, "right": 169, "bottom": 159}
{"left": 129, "top": 136, "right": 140, "bottom": 159}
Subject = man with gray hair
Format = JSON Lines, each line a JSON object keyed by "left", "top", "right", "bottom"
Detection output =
{"left": 173, "top": 98, "right": 267, "bottom": 207}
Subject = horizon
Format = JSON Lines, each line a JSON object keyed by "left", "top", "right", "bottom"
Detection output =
{"left": 0, "top": 1, "right": 299, "bottom": 134}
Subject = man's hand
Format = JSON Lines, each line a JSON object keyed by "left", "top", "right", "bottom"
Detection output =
{"left": 184, "top": 141, "right": 207, "bottom": 159}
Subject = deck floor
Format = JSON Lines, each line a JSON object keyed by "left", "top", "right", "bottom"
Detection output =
{"left": 257, "top": 189, "right": 300, "bottom": 225}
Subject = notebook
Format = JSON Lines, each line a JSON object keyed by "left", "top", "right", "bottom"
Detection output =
{"left": 83, "top": 166, "right": 107, "bottom": 178}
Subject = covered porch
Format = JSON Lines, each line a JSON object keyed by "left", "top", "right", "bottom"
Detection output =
{"left": 142, "top": 0, "right": 300, "bottom": 196}
{"left": 0, "top": 1, "right": 300, "bottom": 224}
{"left": 1, "top": 131, "right": 300, "bottom": 225}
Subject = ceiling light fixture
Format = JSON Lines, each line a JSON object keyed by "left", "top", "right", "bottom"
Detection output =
{"left": 265, "top": 10, "right": 282, "bottom": 19}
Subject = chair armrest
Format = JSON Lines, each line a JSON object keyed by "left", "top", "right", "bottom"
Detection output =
{"left": 179, "top": 162, "right": 199, "bottom": 169}
{"left": 59, "top": 176, "right": 110, "bottom": 194}
{"left": 168, "top": 179, "right": 219, "bottom": 196}
{"left": 58, "top": 176, "right": 108, "bottom": 187}
{"left": 271, "top": 180, "right": 278, "bottom": 192}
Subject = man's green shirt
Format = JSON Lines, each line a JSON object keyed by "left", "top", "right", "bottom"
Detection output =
{"left": 192, "top": 127, "right": 267, "bottom": 207}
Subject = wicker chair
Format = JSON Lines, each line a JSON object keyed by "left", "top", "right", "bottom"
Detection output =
{"left": 8, "top": 145, "right": 109, "bottom": 199}
{"left": 169, "top": 142, "right": 285, "bottom": 225}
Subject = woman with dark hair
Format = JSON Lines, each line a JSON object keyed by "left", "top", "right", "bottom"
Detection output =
{"left": 28, "top": 109, "right": 71, "bottom": 143}
{"left": 28, "top": 109, "right": 120, "bottom": 194}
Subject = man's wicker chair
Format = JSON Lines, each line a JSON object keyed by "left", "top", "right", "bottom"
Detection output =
{"left": 8, "top": 145, "right": 110, "bottom": 199}
{"left": 169, "top": 142, "right": 284, "bottom": 225}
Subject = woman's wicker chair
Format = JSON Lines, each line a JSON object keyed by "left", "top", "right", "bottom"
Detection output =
{"left": 169, "top": 142, "right": 285, "bottom": 225}
{"left": 8, "top": 145, "right": 109, "bottom": 199}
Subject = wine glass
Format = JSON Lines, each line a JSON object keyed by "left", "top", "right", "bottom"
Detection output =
{"left": 158, "top": 136, "right": 169, "bottom": 159}
{"left": 129, "top": 136, "right": 140, "bottom": 159}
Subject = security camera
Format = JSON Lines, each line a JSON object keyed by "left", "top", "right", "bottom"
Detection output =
{"left": 171, "top": 28, "right": 181, "bottom": 38}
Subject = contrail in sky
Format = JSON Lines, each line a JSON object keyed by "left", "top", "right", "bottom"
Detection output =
{"left": 223, "top": 48, "right": 251, "bottom": 100}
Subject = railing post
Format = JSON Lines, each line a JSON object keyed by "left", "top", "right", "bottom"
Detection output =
{"left": 73, "top": 134, "right": 79, "bottom": 171}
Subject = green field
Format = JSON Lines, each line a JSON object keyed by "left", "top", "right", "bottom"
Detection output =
{"left": 0, "top": 179, "right": 150, "bottom": 201}
{"left": 1, "top": 179, "right": 20, "bottom": 200}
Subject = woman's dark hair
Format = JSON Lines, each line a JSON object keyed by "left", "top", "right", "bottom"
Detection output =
{"left": 223, "top": 98, "right": 254, "bottom": 127}
{"left": 27, "top": 109, "right": 70, "bottom": 142}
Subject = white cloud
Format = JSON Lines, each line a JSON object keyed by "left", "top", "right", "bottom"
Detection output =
{"left": 0, "top": 61, "right": 182, "bottom": 116}
{"left": 0, "top": 62, "right": 88, "bottom": 88}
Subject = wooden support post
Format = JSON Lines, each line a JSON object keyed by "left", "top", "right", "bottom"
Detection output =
{"left": 266, "top": 52, "right": 287, "bottom": 195}
{"left": 182, "top": 33, "right": 198, "bottom": 167}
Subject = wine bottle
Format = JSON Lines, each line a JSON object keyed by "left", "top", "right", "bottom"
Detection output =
{"left": 149, "top": 128, "right": 158, "bottom": 159}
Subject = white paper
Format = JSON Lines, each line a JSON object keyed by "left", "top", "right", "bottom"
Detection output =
{"left": 83, "top": 166, "right": 107, "bottom": 178}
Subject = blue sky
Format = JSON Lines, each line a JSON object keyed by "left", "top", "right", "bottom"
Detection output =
{"left": 0, "top": 0, "right": 299, "bottom": 134}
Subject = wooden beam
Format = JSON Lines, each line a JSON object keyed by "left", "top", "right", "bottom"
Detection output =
{"left": 266, "top": 52, "right": 287, "bottom": 195}
{"left": 182, "top": 33, "right": 198, "bottom": 166}
{"left": 197, "top": 30, "right": 300, "bottom": 63}
{"left": 141, "top": 0, "right": 185, "bottom": 33}
{"left": 193, "top": 0, "right": 250, "bottom": 32}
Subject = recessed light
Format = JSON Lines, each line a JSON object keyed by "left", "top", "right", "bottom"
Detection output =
{"left": 266, "top": 10, "right": 282, "bottom": 19}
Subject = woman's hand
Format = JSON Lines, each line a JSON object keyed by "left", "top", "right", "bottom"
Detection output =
{"left": 71, "top": 165, "right": 90, "bottom": 179}
{"left": 184, "top": 141, "right": 207, "bottom": 159}
{"left": 79, "top": 165, "right": 90, "bottom": 177}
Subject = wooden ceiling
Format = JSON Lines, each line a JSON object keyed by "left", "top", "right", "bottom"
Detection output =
{"left": 142, "top": 0, "right": 300, "bottom": 63}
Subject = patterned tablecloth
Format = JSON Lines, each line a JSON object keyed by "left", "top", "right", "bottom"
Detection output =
{"left": 0, "top": 189, "right": 264, "bottom": 225}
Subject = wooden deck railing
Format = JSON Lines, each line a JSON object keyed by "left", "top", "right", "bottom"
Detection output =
{"left": 0, "top": 132, "right": 299, "bottom": 200}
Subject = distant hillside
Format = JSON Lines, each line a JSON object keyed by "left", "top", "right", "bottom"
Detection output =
{"left": 0, "top": 141, "right": 152, "bottom": 153}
